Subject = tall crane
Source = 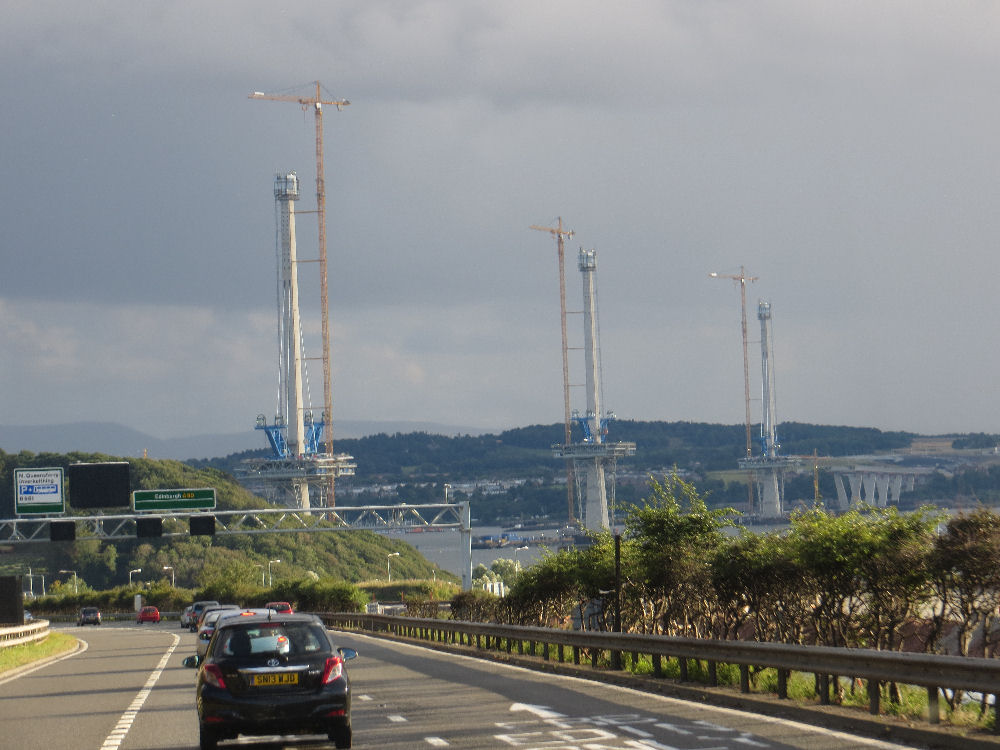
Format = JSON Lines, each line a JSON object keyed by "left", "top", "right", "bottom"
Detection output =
{"left": 530, "top": 218, "right": 577, "bottom": 524}
{"left": 250, "top": 82, "right": 349, "bottom": 506}
{"left": 710, "top": 266, "right": 758, "bottom": 514}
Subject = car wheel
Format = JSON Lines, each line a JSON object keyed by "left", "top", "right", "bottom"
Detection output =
{"left": 329, "top": 723, "right": 352, "bottom": 749}
{"left": 199, "top": 724, "right": 218, "bottom": 750}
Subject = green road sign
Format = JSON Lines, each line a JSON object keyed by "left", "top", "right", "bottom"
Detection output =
{"left": 133, "top": 488, "right": 216, "bottom": 511}
{"left": 15, "top": 468, "right": 65, "bottom": 515}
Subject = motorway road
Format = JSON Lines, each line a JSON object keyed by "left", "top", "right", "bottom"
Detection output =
{"left": 0, "top": 623, "right": 920, "bottom": 750}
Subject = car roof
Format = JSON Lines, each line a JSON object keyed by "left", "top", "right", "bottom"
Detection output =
{"left": 216, "top": 612, "right": 322, "bottom": 629}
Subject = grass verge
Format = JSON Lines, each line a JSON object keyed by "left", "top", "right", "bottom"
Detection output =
{"left": 0, "top": 632, "right": 79, "bottom": 674}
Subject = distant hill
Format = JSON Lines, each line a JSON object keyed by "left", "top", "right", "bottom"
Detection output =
{"left": 0, "top": 420, "right": 489, "bottom": 462}
{"left": 192, "top": 420, "right": 920, "bottom": 482}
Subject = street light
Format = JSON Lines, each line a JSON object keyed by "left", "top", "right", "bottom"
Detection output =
{"left": 268, "top": 559, "right": 280, "bottom": 588}
{"left": 256, "top": 564, "right": 265, "bottom": 587}
{"left": 387, "top": 552, "right": 400, "bottom": 582}
{"left": 513, "top": 545, "right": 529, "bottom": 568}
{"left": 129, "top": 568, "right": 142, "bottom": 585}
{"left": 59, "top": 569, "right": 78, "bottom": 595}
{"left": 163, "top": 566, "right": 175, "bottom": 587}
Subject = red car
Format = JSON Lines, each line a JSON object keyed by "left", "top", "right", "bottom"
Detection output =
{"left": 265, "top": 601, "right": 294, "bottom": 614}
{"left": 136, "top": 605, "right": 160, "bottom": 623}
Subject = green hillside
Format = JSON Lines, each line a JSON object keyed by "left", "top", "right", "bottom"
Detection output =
{"left": 0, "top": 450, "right": 451, "bottom": 591}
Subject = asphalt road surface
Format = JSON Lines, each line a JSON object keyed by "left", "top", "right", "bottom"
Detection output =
{"left": 0, "top": 622, "right": 921, "bottom": 749}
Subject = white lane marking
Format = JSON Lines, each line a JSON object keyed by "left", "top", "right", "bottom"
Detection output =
{"left": 510, "top": 703, "right": 566, "bottom": 719}
{"left": 99, "top": 632, "right": 179, "bottom": 750}
{"left": 0, "top": 636, "right": 89, "bottom": 686}
{"left": 425, "top": 737, "right": 450, "bottom": 746}
{"left": 357, "top": 694, "right": 374, "bottom": 701}
{"left": 388, "top": 714, "right": 408, "bottom": 722}
{"left": 333, "top": 630, "right": 920, "bottom": 750}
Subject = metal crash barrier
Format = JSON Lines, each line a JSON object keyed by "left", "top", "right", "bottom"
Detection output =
{"left": 0, "top": 619, "right": 50, "bottom": 649}
{"left": 320, "top": 612, "right": 1000, "bottom": 729}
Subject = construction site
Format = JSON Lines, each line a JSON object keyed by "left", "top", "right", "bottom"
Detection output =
{"left": 232, "top": 81, "right": 927, "bottom": 528}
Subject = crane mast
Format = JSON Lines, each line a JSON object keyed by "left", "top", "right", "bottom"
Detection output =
{"left": 530, "top": 218, "right": 577, "bottom": 524}
{"left": 710, "top": 266, "right": 758, "bottom": 515}
{"left": 250, "top": 82, "right": 349, "bottom": 506}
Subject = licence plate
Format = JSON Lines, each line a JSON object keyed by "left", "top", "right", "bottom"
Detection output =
{"left": 251, "top": 672, "right": 299, "bottom": 686}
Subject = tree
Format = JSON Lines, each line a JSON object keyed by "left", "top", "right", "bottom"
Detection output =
{"left": 854, "top": 507, "right": 938, "bottom": 652}
{"left": 787, "top": 508, "right": 871, "bottom": 648}
{"left": 625, "top": 472, "right": 736, "bottom": 637}
{"left": 929, "top": 509, "right": 1000, "bottom": 659}
{"left": 711, "top": 531, "right": 807, "bottom": 643}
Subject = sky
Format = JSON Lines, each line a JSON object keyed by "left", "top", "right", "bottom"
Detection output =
{"left": 2, "top": 1, "right": 999, "bottom": 442}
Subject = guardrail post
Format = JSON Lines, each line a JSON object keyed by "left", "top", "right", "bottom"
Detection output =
{"left": 739, "top": 664, "right": 750, "bottom": 693}
{"left": 591, "top": 649, "right": 599, "bottom": 668}
{"left": 557, "top": 644, "right": 564, "bottom": 662}
{"left": 868, "top": 679, "right": 880, "bottom": 715}
{"left": 573, "top": 645, "right": 580, "bottom": 665}
{"left": 818, "top": 674, "right": 830, "bottom": 705}
{"left": 611, "top": 648, "right": 622, "bottom": 670}
{"left": 994, "top": 695, "right": 1000, "bottom": 734}
{"left": 679, "top": 658, "right": 688, "bottom": 682}
{"left": 927, "top": 686, "right": 939, "bottom": 725}
{"left": 653, "top": 653, "right": 662, "bottom": 678}
{"left": 777, "top": 669, "right": 788, "bottom": 699}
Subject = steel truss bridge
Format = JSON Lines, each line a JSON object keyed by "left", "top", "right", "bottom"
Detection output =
{"left": 0, "top": 502, "right": 474, "bottom": 589}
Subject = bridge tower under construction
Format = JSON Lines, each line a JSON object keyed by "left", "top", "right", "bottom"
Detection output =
{"left": 237, "top": 173, "right": 355, "bottom": 508}
{"left": 739, "top": 300, "right": 795, "bottom": 517}
{"left": 552, "top": 246, "right": 635, "bottom": 531}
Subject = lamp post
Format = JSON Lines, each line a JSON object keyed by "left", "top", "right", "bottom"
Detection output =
{"left": 163, "top": 566, "right": 175, "bottom": 587}
{"left": 513, "top": 545, "right": 529, "bottom": 569}
{"left": 129, "top": 568, "right": 142, "bottom": 586}
{"left": 268, "top": 559, "right": 280, "bottom": 588}
{"left": 256, "top": 564, "right": 265, "bottom": 587}
{"left": 387, "top": 552, "right": 400, "bottom": 582}
{"left": 59, "top": 569, "right": 78, "bottom": 595}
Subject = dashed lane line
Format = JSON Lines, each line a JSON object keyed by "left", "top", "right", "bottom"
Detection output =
{"left": 99, "top": 632, "right": 179, "bottom": 750}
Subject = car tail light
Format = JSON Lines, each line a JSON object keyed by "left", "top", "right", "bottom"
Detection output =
{"left": 202, "top": 664, "right": 227, "bottom": 690}
{"left": 321, "top": 656, "right": 344, "bottom": 684}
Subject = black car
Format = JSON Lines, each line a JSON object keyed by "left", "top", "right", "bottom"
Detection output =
{"left": 184, "top": 612, "right": 356, "bottom": 750}
{"left": 78, "top": 606, "right": 101, "bottom": 626}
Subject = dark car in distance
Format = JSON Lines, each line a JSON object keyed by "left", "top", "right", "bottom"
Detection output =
{"left": 184, "top": 612, "right": 356, "bottom": 750}
{"left": 78, "top": 607, "right": 101, "bottom": 626}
